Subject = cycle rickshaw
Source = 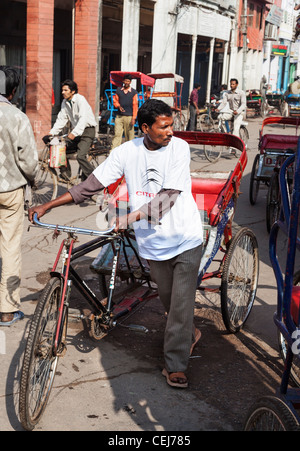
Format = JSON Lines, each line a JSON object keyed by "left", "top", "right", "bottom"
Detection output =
{"left": 19, "top": 132, "right": 259, "bottom": 430}
{"left": 104, "top": 71, "right": 156, "bottom": 131}
{"left": 285, "top": 93, "right": 300, "bottom": 117}
{"left": 244, "top": 137, "right": 300, "bottom": 431}
{"left": 246, "top": 89, "right": 264, "bottom": 117}
{"left": 249, "top": 116, "right": 300, "bottom": 232}
{"left": 147, "top": 72, "right": 186, "bottom": 131}
{"left": 265, "top": 92, "right": 285, "bottom": 116}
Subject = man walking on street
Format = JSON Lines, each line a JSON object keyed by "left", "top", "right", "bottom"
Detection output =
{"left": 44, "top": 80, "right": 97, "bottom": 181}
{"left": 216, "top": 78, "right": 246, "bottom": 137}
{"left": 111, "top": 74, "right": 138, "bottom": 149}
{"left": 0, "top": 66, "right": 38, "bottom": 326}
{"left": 187, "top": 83, "right": 201, "bottom": 131}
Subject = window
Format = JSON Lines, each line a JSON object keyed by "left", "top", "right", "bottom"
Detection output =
{"left": 256, "top": 5, "right": 263, "bottom": 29}
{"left": 248, "top": 3, "right": 254, "bottom": 26}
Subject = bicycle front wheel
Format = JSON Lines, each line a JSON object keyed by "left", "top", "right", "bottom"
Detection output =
{"left": 31, "top": 147, "right": 58, "bottom": 206}
{"left": 221, "top": 227, "right": 259, "bottom": 333}
{"left": 244, "top": 396, "right": 299, "bottom": 431}
{"left": 239, "top": 125, "right": 249, "bottom": 145}
{"left": 203, "top": 144, "right": 223, "bottom": 163}
{"left": 19, "top": 277, "right": 64, "bottom": 431}
{"left": 199, "top": 113, "right": 216, "bottom": 132}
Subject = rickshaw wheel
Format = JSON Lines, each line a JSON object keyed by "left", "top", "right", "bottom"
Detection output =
{"left": 244, "top": 396, "right": 299, "bottom": 431}
{"left": 249, "top": 154, "right": 260, "bottom": 205}
{"left": 221, "top": 227, "right": 259, "bottom": 333}
{"left": 277, "top": 270, "right": 300, "bottom": 388}
{"left": 239, "top": 126, "right": 249, "bottom": 146}
{"left": 266, "top": 172, "right": 280, "bottom": 233}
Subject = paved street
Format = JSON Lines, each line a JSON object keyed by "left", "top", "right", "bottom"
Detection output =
{"left": 0, "top": 114, "right": 296, "bottom": 431}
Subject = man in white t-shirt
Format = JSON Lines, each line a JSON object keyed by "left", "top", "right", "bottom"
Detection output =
{"left": 29, "top": 99, "right": 203, "bottom": 389}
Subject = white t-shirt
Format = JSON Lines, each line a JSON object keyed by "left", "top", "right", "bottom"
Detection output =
{"left": 93, "top": 136, "right": 203, "bottom": 261}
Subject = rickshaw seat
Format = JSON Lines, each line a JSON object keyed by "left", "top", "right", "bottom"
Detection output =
{"left": 191, "top": 176, "right": 229, "bottom": 216}
{"left": 291, "top": 286, "right": 300, "bottom": 325}
{"left": 260, "top": 134, "right": 298, "bottom": 152}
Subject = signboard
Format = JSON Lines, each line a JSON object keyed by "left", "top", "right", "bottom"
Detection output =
{"left": 271, "top": 44, "right": 288, "bottom": 56}
{"left": 266, "top": 5, "right": 284, "bottom": 27}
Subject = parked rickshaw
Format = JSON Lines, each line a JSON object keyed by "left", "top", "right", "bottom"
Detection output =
{"left": 265, "top": 92, "right": 285, "bottom": 116}
{"left": 249, "top": 116, "right": 300, "bottom": 200}
{"left": 148, "top": 72, "right": 186, "bottom": 131}
{"left": 246, "top": 89, "right": 263, "bottom": 117}
{"left": 105, "top": 71, "right": 156, "bottom": 129}
{"left": 285, "top": 93, "right": 300, "bottom": 117}
{"left": 244, "top": 138, "right": 300, "bottom": 431}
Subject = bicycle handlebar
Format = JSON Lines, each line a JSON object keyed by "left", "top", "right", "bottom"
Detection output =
{"left": 33, "top": 213, "right": 116, "bottom": 237}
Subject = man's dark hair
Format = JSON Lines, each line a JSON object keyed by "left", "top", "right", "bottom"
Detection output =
{"left": 230, "top": 78, "right": 239, "bottom": 84}
{"left": 123, "top": 74, "right": 132, "bottom": 81}
{"left": 137, "top": 99, "right": 173, "bottom": 131}
{"left": 0, "top": 66, "right": 20, "bottom": 97}
{"left": 62, "top": 79, "right": 78, "bottom": 93}
{"left": 194, "top": 83, "right": 201, "bottom": 89}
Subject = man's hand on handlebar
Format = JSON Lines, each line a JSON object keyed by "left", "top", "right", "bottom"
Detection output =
{"left": 42, "top": 135, "right": 52, "bottom": 145}
{"left": 28, "top": 205, "right": 49, "bottom": 223}
{"left": 109, "top": 209, "right": 147, "bottom": 233}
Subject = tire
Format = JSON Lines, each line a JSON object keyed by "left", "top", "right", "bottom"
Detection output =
{"left": 203, "top": 145, "right": 223, "bottom": 163}
{"left": 244, "top": 396, "right": 299, "bottom": 431}
{"left": 31, "top": 147, "right": 58, "bottom": 206}
{"left": 221, "top": 228, "right": 259, "bottom": 333}
{"left": 249, "top": 154, "right": 260, "bottom": 205}
{"left": 199, "top": 113, "right": 214, "bottom": 132}
{"left": 239, "top": 125, "right": 249, "bottom": 145}
{"left": 266, "top": 172, "right": 280, "bottom": 233}
{"left": 173, "top": 112, "right": 185, "bottom": 131}
{"left": 19, "top": 277, "right": 64, "bottom": 431}
{"left": 260, "top": 100, "right": 268, "bottom": 118}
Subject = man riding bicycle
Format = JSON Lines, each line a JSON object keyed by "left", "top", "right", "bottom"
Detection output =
{"left": 43, "top": 79, "right": 97, "bottom": 182}
{"left": 216, "top": 78, "right": 246, "bottom": 137}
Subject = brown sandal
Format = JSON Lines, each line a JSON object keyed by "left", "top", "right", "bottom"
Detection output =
{"left": 162, "top": 368, "right": 188, "bottom": 388}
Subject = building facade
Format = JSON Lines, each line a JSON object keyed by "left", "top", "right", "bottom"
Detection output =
{"left": 1, "top": 0, "right": 299, "bottom": 146}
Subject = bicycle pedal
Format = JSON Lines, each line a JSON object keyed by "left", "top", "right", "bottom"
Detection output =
{"left": 120, "top": 324, "right": 149, "bottom": 334}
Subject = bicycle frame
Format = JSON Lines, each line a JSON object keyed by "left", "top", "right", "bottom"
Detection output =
{"left": 32, "top": 215, "right": 152, "bottom": 355}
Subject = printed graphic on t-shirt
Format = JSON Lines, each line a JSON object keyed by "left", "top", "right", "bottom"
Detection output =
{"left": 143, "top": 168, "right": 162, "bottom": 187}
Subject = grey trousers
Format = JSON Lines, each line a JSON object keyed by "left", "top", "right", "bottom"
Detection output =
{"left": 149, "top": 244, "right": 202, "bottom": 373}
{"left": 64, "top": 126, "right": 96, "bottom": 180}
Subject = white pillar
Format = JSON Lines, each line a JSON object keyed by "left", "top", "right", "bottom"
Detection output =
{"left": 189, "top": 35, "right": 197, "bottom": 96}
{"left": 222, "top": 41, "right": 229, "bottom": 85}
{"left": 151, "top": 0, "right": 179, "bottom": 96}
{"left": 206, "top": 37, "right": 215, "bottom": 103}
{"left": 121, "top": 0, "right": 140, "bottom": 72}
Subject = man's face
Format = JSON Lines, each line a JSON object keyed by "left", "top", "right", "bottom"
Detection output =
{"left": 230, "top": 80, "right": 238, "bottom": 91}
{"left": 123, "top": 78, "right": 131, "bottom": 89}
{"left": 143, "top": 115, "right": 173, "bottom": 149}
{"left": 62, "top": 85, "right": 75, "bottom": 101}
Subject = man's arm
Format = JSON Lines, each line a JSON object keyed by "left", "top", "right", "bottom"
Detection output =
{"left": 216, "top": 92, "right": 228, "bottom": 112}
{"left": 131, "top": 94, "right": 138, "bottom": 125}
{"left": 28, "top": 174, "right": 105, "bottom": 222}
{"left": 113, "top": 189, "right": 181, "bottom": 232}
{"left": 50, "top": 101, "right": 69, "bottom": 136}
{"left": 28, "top": 191, "right": 74, "bottom": 223}
{"left": 18, "top": 114, "right": 39, "bottom": 182}
{"left": 236, "top": 90, "right": 247, "bottom": 114}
